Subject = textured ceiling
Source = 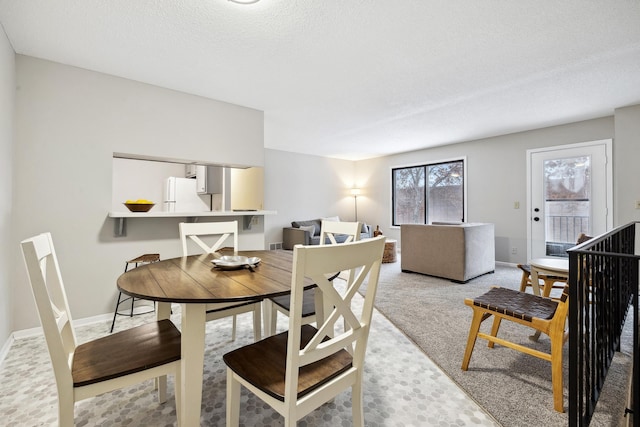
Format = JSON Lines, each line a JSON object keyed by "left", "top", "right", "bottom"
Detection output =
{"left": 1, "top": 0, "right": 640, "bottom": 160}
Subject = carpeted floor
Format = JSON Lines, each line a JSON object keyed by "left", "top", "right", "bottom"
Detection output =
{"left": 371, "top": 256, "right": 633, "bottom": 427}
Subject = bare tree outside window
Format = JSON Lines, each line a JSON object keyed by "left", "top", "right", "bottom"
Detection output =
{"left": 393, "top": 166, "right": 425, "bottom": 224}
{"left": 427, "top": 162, "right": 464, "bottom": 223}
{"left": 392, "top": 160, "right": 464, "bottom": 225}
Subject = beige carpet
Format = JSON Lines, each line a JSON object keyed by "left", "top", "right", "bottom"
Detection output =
{"left": 369, "top": 257, "right": 633, "bottom": 427}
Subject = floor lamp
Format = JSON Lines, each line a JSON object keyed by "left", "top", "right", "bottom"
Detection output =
{"left": 351, "top": 188, "right": 361, "bottom": 221}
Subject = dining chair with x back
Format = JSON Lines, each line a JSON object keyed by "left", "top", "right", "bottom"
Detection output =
{"left": 179, "top": 221, "right": 262, "bottom": 341}
{"left": 224, "top": 235, "right": 386, "bottom": 426}
{"left": 265, "top": 220, "right": 362, "bottom": 336}
{"left": 21, "top": 232, "right": 182, "bottom": 426}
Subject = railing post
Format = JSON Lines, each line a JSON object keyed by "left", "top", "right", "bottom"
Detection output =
{"left": 568, "top": 248, "right": 580, "bottom": 426}
{"left": 632, "top": 254, "right": 639, "bottom": 427}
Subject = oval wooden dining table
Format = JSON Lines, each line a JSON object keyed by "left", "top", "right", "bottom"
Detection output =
{"left": 117, "top": 249, "right": 314, "bottom": 427}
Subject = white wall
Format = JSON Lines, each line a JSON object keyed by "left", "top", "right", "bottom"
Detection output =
{"left": 356, "top": 117, "right": 618, "bottom": 263}
{"left": 7, "top": 53, "right": 640, "bottom": 336}
{"left": 11, "top": 56, "right": 264, "bottom": 330}
{"left": 0, "top": 26, "right": 14, "bottom": 347}
{"left": 263, "top": 149, "right": 356, "bottom": 247}
{"left": 613, "top": 104, "right": 640, "bottom": 226}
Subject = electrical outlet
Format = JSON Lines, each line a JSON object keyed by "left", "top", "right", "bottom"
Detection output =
{"left": 511, "top": 247, "right": 517, "bottom": 254}
{"left": 636, "top": 200, "right": 640, "bottom": 209}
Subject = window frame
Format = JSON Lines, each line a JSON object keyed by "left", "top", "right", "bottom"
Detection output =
{"left": 391, "top": 157, "right": 467, "bottom": 227}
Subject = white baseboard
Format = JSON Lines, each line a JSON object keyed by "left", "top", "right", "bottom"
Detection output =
{"left": 0, "top": 312, "right": 115, "bottom": 367}
{"left": 12, "top": 312, "right": 114, "bottom": 340}
{"left": 0, "top": 334, "right": 13, "bottom": 367}
{"left": 496, "top": 261, "right": 519, "bottom": 268}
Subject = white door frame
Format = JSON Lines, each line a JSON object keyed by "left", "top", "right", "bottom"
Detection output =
{"left": 526, "top": 139, "right": 613, "bottom": 260}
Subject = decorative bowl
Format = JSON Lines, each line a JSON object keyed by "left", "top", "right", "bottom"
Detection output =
{"left": 124, "top": 202, "right": 155, "bottom": 212}
{"left": 212, "top": 256, "right": 261, "bottom": 270}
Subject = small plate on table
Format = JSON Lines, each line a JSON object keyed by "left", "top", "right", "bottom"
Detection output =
{"left": 212, "top": 256, "right": 261, "bottom": 270}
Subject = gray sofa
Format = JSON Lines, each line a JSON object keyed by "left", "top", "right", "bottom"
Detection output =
{"left": 400, "top": 222, "right": 495, "bottom": 283}
{"left": 283, "top": 219, "right": 372, "bottom": 250}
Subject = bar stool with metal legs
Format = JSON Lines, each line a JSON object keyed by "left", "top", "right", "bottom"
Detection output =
{"left": 110, "top": 253, "right": 160, "bottom": 332}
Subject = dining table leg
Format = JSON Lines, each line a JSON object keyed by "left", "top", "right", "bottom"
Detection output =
{"left": 157, "top": 301, "right": 172, "bottom": 320}
{"left": 155, "top": 302, "right": 173, "bottom": 403}
{"left": 530, "top": 268, "right": 542, "bottom": 297}
{"left": 261, "top": 299, "right": 270, "bottom": 337}
{"left": 180, "top": 303, "right": 207, "bottom": 427}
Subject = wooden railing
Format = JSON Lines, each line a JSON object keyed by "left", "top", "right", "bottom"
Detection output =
{"left": 567, "top": 222, "right": 638, "bottom": 426}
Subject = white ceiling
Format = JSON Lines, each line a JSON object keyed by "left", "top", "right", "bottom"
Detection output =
{"left": 1, "top": 1, "right": 640, "bottom": 161}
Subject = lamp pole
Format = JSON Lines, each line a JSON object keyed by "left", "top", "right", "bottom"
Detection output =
{"left": 350, "top": 188, "right": 361, "bottom": 221}
{"left": 354, "top": 195, "right": 358, "bottom": 220}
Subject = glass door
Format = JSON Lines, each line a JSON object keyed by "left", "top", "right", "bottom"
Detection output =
{"left": 528, "top": 141, "right": 611, "bottom": 259}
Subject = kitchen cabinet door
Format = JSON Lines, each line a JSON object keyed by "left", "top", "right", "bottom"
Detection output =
{"left": 196, "top": 166, "right": 223, "bottom": 194}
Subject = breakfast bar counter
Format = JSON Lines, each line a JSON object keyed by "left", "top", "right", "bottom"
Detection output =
{"left": 107, "top": 210, "right": 277, "bottom": 236}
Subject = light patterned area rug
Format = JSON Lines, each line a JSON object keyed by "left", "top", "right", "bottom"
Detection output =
{"left": 0, "top": 280, "right": 499, "bottom": 426}
{"left": 370, "top": 257, "right": 633, "bottom": 427}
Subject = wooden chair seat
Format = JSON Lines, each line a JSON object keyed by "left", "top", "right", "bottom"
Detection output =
{"left": 269, "top": 289, "right": 317, "bottom": 319}
{"left": 223, "top": 324, "right": 352, "bottom": 401}
{"left": 204, "top": 299, "right": 261, "bottom": 314}
{"left": 73, "top": 320, "right": 181, "bottom": 387}
{"left": 128, "top": 253, "right": 161, "bottom": 264}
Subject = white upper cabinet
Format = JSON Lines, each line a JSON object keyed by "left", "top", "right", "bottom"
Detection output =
{"left": 196, "top": 165, "right": 223, "bottom": 194}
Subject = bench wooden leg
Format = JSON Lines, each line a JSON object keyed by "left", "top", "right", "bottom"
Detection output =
{"left": 488, "top": 316, "right": 502, "bottom": 349}
{"left": 462, "top": 308, "right": 484, "bottom": 371}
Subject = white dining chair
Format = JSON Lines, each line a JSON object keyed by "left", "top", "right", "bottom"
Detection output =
{"left": 179, "top": 221, "right": 262, "bottom": 341}
{"left": 264, "top": 220, "right": 362, "bottom": 336}
{"left": 224, "top": 235, "right": 385, "bottom": 426}
{"left": 20, "top": 232, "right": 181, "bottom": 426}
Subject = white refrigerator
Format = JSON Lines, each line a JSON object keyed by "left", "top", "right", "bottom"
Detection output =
{"left": 163, "top": 177, "right": 210, "bottom": 212}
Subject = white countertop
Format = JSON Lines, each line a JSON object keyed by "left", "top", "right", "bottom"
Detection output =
{"left": 108, "top": 210, "right": 277, "bottom": 218}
